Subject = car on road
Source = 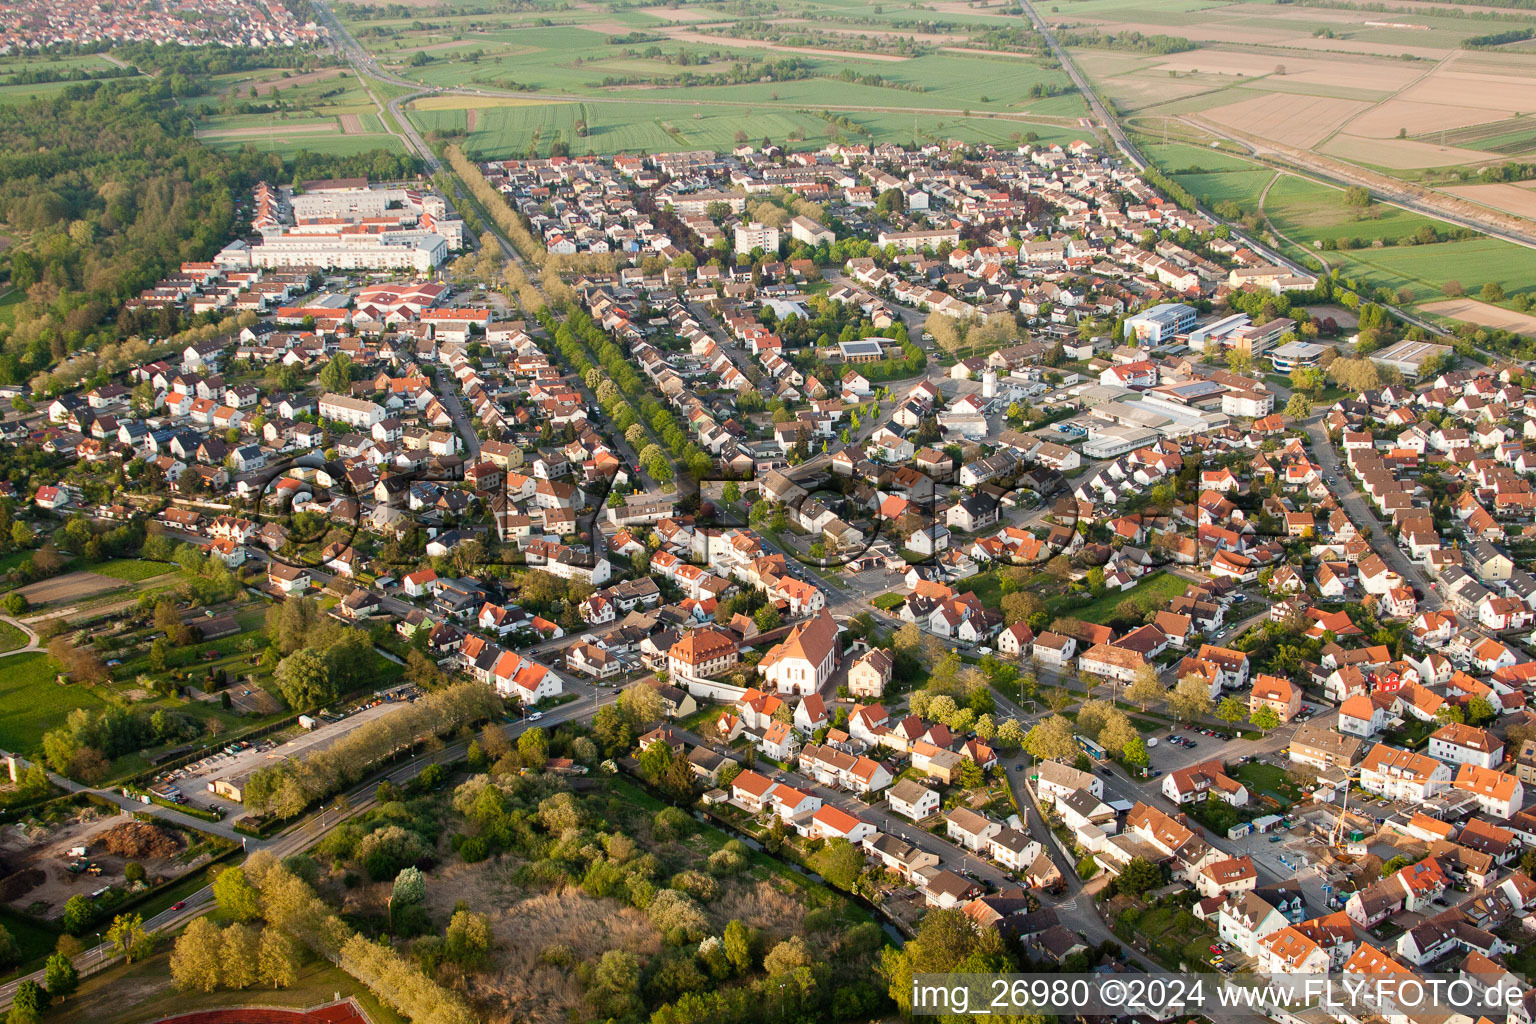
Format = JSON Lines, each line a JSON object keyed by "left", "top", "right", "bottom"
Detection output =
{"left": 170, "top": 901, "right": 186, "bottom": 911}
{"left": 527, "top": 711, "right": 543, "bottom": 722}
{"left": 1011, "top": 764, "right": 1023, "bottom": 772}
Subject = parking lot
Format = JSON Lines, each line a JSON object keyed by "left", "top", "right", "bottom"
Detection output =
{"left": 154, "top": 694, "right": 419, "bottom": 814}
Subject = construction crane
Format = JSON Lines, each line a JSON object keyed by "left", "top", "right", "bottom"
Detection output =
{"left": 1327, "top": 764, "right": 1365, "bottom": 849}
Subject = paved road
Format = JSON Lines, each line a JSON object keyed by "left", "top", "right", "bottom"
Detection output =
{"left": 433, "top": 368, "right": 481, "bottom": 458}
{"left": 1301, "top": 413, "right": 1445, "bottom": 613}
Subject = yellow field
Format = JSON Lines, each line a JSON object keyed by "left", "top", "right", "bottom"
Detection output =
{"left": 409, "top": 95, "right": 563, "bottom": 111}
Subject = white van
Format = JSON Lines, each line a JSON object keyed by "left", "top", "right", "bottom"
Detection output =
{"left": 1146, "top": 738, "right": 1158, "bottom": 748}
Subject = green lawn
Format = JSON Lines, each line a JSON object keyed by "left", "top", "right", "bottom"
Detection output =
{"left": 1230, "top": 762, "right": 1304, "bottom": 807}
{"left": 88, "top": 558, "right": 174, "bottom": 582}
{"left": 0, "top": 652, "right": 108, "bottom": 751}
{"left": 0, "top": 620, "right": 28, "bottom": 653}
{"left": 1050, "top": 571, "right": 1189, "bottom": 624}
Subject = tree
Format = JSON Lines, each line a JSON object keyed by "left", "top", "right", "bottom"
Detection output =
{"left": 995, "top": 718, "right": 1026, "bottom": 751}
{"left": 1467, "top": 696, "right": 1496, "bottom": 726}
{"left": 881, "top": 909, "right": 1008, "bottom": 1016}
{"left": 753, "top": 604, "right": 781, "bottom": 631}
{"left": 1343, "top": 186, "right": 1371, "bottom": 208}
{"left": 618, "top": 682, "right": 665, "bottom": 726}
{"left": 1114, "top": 857, "right": 1163, "bottom": 896}
{"left": 1127, "top": 666, "right": 1165, "bottom": 711}
{"left": 1482, "top": 281, "right": 1506, "bottom": 303}
{"left": 518, "top": 726, "right": 548, "bottom": 767}
{"left": 1098, "top": 713, "right": 1137, "bottom": 756}
{"left": 43, "top": 952, "right": 78, "bottom": 1001}
{"left": 393, "top": 866, "right": 426, "bottom": 907}
{"left": 1122, "top": 736, "right": 1149, "bottom": 769}
{"left": 444, "top": 909, "right": 492, "bottom": 970}
{"left": 1023, "top": 715, "right": 1077, "bottom": 762}
{"left": 1000, "top": 591, "right": 1042, "bottom": 626}
{"left": 1168, "top": 674, "right": 1213, "bottom": 721}
{"left": 221, "top": 924, "right": 260, "bottom": 989}
{"left": 171, "top": 919, "right": 225, "bottom": 992}
{"left": 7, "top": 981, "right": 45, "bottom": 1024}
{"left": 258, "top": 926, "right": 300, "bottom": 989}
{"left": 1284, "top": 392, "right": 1312, "bottom": 419}
{"left": 108, "top": 913, "right": 152, "bottom": 963}
{"left": 974, "top": 713, "right": 997, "bottom": 741}
{"left": 956, "top": 759, "right": 985, "bottom": 788}
{"left": 1436, "top": 703, "right": 1465, "bottom": 726}
{"left": 723, "top": 919, "right": 755, "bottom": 974}
{"left": 274, "top": 648, "right": 332, "bottom": 709}
{"left": 592, "top": 949, "right": 643, "bottom": 1018}
{"left": 318, "top": 351, "right": 354, "bottom": 393}
{"left": 1250, "top": 705, "right": 1280, "bottom": 734}
{"left": 61, "top": 895, "right": 93, "bottom": 935}
{"left": 213, "top": 866, "right": 260, "bottom": 922}
{"left": 809, "top": 838, "right": 867, "bottom": 891}
{"left": 1215, "top": 696, "right": 1245, "bottom": 728}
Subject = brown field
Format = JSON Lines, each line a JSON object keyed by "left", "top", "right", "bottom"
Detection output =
{"left": 1422, "top": 298, "right": 1536, "bottom": 335}
{"left": 1321, "top": 132, "right": 1500, "bottom": 169}
{"left": 195, "top": 122, "right": 338, "bottom": 140}
{"left": 15, "top": 570, "right": 124, "bottom": 608}
{"left": 338, "top": 113, "right": 365, "bottom": 134}
{"left": 1442, "top": 182, "right": 1536, "bottom": 219}
{"left": 1203, "top": 91, "right": 1369, "bottom": 148}
{"left": 1347, "top": 98, "right": 1513, "bottom": 139}
{"left": 466, "top": 108, "right": 478, "bottom": 133}
{"left": 245, "top": 68, "right": 345, "bottom": 97}
{"left": 659, "top": 28, "right": 911, "bottom": 61}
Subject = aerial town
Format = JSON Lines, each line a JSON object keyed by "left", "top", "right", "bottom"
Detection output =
{"left": 5, "top": 132, "right": 1536, "bottom": 1024}
{"left": 0, "top": 0, "right": 322, "bottom": 52}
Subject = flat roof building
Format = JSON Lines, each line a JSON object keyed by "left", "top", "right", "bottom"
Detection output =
{"left": 1373, "top": 339, "right": 1453, "bottom": 378}
{"left": 1269, "top": 340, "right": 1328, "bottom": 373}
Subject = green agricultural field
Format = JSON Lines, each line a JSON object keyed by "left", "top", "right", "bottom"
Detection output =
{"left": 0, "top": 652, "right": 108, "bottom": 751}
{"left": 88, "top": 558, "right": 175, "bottom": 582}
{"left": 1263, "top": 174, "right": 1446, "bottom": 247}
{"left": 420, "top": 97, "right": 1083, "bottom": 158}
{"left": 1330, "top": 236, "right": 1536, "bottom": 303}
{"left": 201, "top": 133, "right": 407, "bottom": 158}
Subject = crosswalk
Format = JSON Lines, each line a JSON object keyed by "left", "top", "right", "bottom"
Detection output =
{"left": 1057, "top": 896, "right": 1079, "bottom": 911}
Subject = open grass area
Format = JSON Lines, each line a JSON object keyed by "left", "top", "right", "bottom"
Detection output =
{"left": 1050, "top": 571, "right": 1189, "bottom": 625}
{"left": 1230, "top": 761, "right": 1305, "bottom": 807}
{"left": 87, "top": 558, "right": 174, "bottom": 582}
{"left": 0, "top": 620, "right": 28, "bottom": 653}
{"left": 0, "top": 652, "right": 108, "bottom": 752}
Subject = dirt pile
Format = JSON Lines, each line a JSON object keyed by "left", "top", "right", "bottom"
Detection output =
{"left": 100, "top": 821, "right": 182, "bottom": 860}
